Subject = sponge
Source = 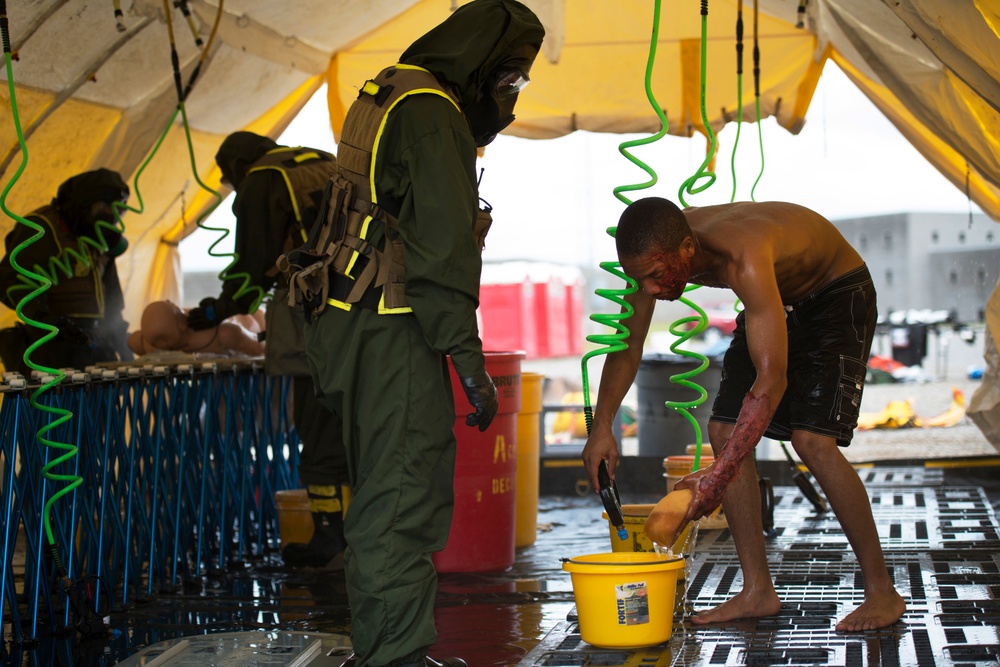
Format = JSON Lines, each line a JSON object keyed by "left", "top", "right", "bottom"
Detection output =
{"left": 644, "top": 488, "right": 694, "bottom": 548}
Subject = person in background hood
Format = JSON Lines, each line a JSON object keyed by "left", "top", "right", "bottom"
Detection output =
{"left": 0, "top": 168, "right": 133, "bottom": 374}
{"left": 302, "top": 2, "right": 543, "bottom": 665}
{"left": 189, "top": 131, "right": 351, "bottom": 572}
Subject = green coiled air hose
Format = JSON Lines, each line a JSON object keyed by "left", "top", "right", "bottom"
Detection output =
{"left": 580, "top": 0, "right": 668, "bottom": 437}
{"left": 0, "top": 0, "right": 81, "bottom": 581}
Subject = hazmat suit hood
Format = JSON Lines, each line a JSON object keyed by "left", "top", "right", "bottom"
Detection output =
{"left": 399, "top": 0, "right": 544, "bottom": 146}
{"left": 55, "top": 168, "right": 130, "bottom": 255}
{"left": 215, "top": 132, "right": 281, "bottom": 189}
{"left": 55, "top": 168, "right": 129, "bottom": 233}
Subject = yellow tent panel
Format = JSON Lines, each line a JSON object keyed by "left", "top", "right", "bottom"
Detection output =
{"left": 328, "top": 0, "right": 822, "bottom": 141}
{"left": 0, "top": 0, "right": 997, "bottom": 344}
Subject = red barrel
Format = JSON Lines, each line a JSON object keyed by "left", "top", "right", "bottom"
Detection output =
{"left": 433, "top": 351, "right": 524, "bottom": 573}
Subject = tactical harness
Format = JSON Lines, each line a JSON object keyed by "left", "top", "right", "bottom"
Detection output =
{"left": 6, "top": 206, "right": 110, "bottom": 319}
{"left": 245, "top": 146, "right": 337, "bottom": 279}
{"left": 277, "top": 64, "right": 493, "bottom": 319}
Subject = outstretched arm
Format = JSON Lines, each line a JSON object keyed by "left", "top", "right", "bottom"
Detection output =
{"left": 682, "top": 254, "right": 788, "bottom": 521}
{"left": 581, "top": 288, "right": 654, "bottom": 492}
{"left": 217, "top": 322, "right": 266, "bottom": 357}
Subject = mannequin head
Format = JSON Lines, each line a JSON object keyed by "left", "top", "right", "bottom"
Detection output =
{"left": 140, "top": 300, "right": 189, "bottom": 350}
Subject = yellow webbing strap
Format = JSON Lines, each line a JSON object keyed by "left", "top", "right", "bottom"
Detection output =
{"left": 293, "top": 151, "right": 323, "bottom": 163}
{"left": 306, "top": 484, "right": 343, "bottom": 514}
{"left": 247, "top": 164, "right": 304, "bottom": 224}
{"left": 332, "top": 64, "right": 462, "bottom": 315}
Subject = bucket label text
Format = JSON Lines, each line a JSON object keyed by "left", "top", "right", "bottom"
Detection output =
{"left": 493, "top": 373, "right": 520, "bottom": 400}
{"left": 492, "top": 476, "right": 512, "bottom": 494}
{"left": 492, "top": 374, "right": 520, "bottom": 388}
{"left": 615, "top": 581, "right": 649, "bottom": 626}
{"left": 493, "top": 435, "right": 514, "bottom": 464}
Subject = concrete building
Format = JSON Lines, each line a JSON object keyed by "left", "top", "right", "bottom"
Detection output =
{"left": 833, "top": 212, "right": 999, "bottom": 322}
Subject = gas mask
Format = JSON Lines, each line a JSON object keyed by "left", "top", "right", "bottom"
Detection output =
{"left": 464, "top": 67, "right": 530, "bottom": 147}
{"left": 85, "top": 196, "right": 129, "bottom": 257}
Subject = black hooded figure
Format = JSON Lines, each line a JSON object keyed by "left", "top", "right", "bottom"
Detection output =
{"left": 302, "top": 2, "right": 544, "bottom": 666}
{"left": 190, "top": 131, "right": 351, "bottom": 570}
{"left": 0, "top": 169, "right": 133, "bottom": 373}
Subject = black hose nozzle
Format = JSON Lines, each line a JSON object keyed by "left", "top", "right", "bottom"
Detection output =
{"left": 598, "top": 460, "right": 628, "bottom": 541}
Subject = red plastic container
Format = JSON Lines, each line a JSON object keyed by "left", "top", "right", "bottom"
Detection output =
{"left": 566, "top": 278, "right": 584, "bottom": 356}
{"left": 533, "top": 280, "right": 569, "bottom": 358}
{"left": 433, "top": 351, "right": 524, "bottom": 572}
{"left": 478, "top": 283, "right": 539, "bottom": 357}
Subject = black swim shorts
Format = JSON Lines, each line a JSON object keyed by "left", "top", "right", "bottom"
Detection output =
{"left": 709, "top": 265, "right": 877, "bottom": 447}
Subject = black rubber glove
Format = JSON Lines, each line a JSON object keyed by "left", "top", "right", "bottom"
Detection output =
{"left": 187, "top": 297, "right": 239, "bottom": 331}
{"left": 460, "top": 369, "right": 498, "bottom": 432}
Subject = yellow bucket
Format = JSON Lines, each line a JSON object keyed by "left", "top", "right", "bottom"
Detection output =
{"left": 515, "top": 372, "right": 544, "bottom": 548}
{"left": 562, "top": 552, "right": 685, "bottom": 648}
{"left": 275, "top": 485, "right": 353, "bottom": 549}
{"left": 274, "top": 489, "right": 313, "bottom": 548}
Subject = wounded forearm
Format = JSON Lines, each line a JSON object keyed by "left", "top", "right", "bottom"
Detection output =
{"left": 706, "top": 390, "right": 772, "bottom": 490}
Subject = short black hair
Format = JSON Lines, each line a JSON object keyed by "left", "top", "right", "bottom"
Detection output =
{"left": 615, "top": 197, "right": 690, "bottom": 258}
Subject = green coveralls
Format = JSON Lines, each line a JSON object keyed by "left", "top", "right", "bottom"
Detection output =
{"left": 215, "top": 141, "right": 348, "bottom": 494}
{"left": 306, "top": 94, "right": 480, "bottom": 663}
{"left": 304, "top": 1, "right": 544, "bottom": 663}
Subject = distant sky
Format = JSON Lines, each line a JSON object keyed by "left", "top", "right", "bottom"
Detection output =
{"left": 179, "top": 62, "right": 985, "bottom": 273}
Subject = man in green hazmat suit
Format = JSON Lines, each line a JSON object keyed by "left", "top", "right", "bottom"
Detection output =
{"left": 301, "top": 1, "right": 544, "bottom": 665}
{"left": 0, "top": 168, "right": 133, "bottom": 374}
{"left": 188, "top": 132, "right": 350, "bottom": 569}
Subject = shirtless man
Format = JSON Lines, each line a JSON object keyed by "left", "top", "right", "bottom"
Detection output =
{"left": 128, "top": 300, "right": 265, "bottom": 357}
{"left": 581, "top": 197, "right": 906, "bottom": 632}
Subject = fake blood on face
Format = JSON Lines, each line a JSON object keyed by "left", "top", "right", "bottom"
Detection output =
{"left": 622, "top": 251, "right": 690, "bottom": 301}
{"left": 651, "top": 253, "right": 689, "bottom": 300}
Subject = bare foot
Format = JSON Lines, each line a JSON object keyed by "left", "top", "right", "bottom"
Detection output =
{"left": 691, "top": 589, "right": 782, "bottom": 625}
{"left": 836, "top": 591, "right": 906, "bottom": 631}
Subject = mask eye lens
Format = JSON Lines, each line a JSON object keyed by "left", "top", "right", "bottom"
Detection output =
{"left": 494, "top": 69, "right": 529, "bottom": 98}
